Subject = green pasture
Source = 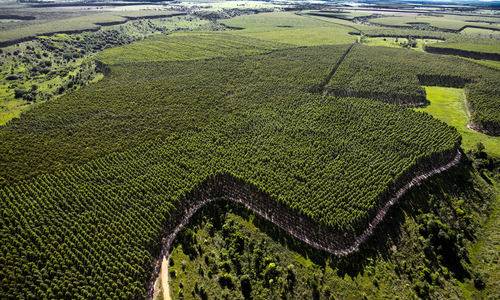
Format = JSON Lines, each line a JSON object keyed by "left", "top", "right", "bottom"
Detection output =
{"left": 306, "top": 9, "right": 374, "bottom": 20}
{"left": 417, "top": 86, "right": 500, "bottom": 157}
{"left": 301, "top": 12, "right": 455, "bottom": 40}
{"left": 362, "top": 37, "right": 442, "bottom": 51}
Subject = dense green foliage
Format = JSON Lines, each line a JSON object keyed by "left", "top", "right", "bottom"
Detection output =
{"left": 326, "top": 45, "right": 500, "bottom": 133}
{"left": 167, "top": 153, "right": 498, "bottom": 299}
{"left": 424, "top": 39, "right": 500, "bottom": 61}
{"left": 98, "top": 32, "right": 285, "bottom": 65}
{"left": 426, "top": 40, "right": 500, "bottom": 55}
{"left": 1, "top": 44, "right": 460, "bottom": 298}
{"left": 222, "top": 12, "right": 357, "bottom": 46}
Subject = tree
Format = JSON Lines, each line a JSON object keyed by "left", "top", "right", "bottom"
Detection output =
{"left": 476, "top": 142, "right": 485, "bottom": 153}
{"left": 240, "top": 275, "right": 252, "bottom": 299}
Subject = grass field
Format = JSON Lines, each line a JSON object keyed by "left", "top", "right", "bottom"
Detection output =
{"left": 0, "top": 98, "right": 30, "bottom": 125}
{"left": 417, "top": 86, "right": 500, "bottom": 157}
{"left": 306, "top": 9, "right": 374, "bottom": 20}
{"left": 223, "top": 12, "right": 356, "bottom": 46}
{"left": 302, "top": 11, "right": 456, "bottom": 40}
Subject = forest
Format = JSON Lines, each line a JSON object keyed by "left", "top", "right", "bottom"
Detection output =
{"left": 0, "top": 1, "right": 499, "bottom": 299}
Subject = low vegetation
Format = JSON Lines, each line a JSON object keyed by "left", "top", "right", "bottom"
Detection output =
{"left": 98, "top": 32, "right": 285, "bottom": 65}
{"left": 167, "top": 152, "right": 498, "bottom": 299}
{"left": 369, "top": 15, "right": 500, "bottom": 32}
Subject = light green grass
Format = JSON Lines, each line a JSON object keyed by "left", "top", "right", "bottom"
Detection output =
{"left": 0, "top": 99, "right": 30, "bottom": 125}
{"left": 223, "top": 12, "right": 356, "bottom": 46}
{"left": 306, "top": 9, "right": 374, "bottom": 20}
{"left": 362, "top": 37, "right": 441, "bottom": 51}
{"left": 416, "top": 86, "right": 500, "bottom": 157}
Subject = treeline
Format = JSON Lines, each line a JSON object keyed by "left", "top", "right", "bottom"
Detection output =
{"left": 0, "top": 45, "right": 460, "bottom": 298}
{"left": 149, "top": 148, "right": 460, "bottom": 296}
{"left": 425, "top": 44, "right": 500, "bottom": 61}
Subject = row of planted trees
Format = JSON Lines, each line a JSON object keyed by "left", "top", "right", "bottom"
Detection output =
{"left": 1, "top": 44, "right": 461, "bottom": 298}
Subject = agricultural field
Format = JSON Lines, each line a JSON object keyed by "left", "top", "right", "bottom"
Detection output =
{"left": 369, "top": 14, "right": 500, "bottom": 32}
{"left": 324, "top": 45, "right": 500, "bottom": 134}
{"left": 424, "top": 39, "right": 500, "bottom": 61}
{"left": 1, "top": 2, "right": 500, "bottom": 300}
{"left": 0, "top": 15, "right": 215, "bottom": 125}
{"left": 468, "top": 58, "right": 500, "bottom": 70}
{"left": 222, "top": 12, "right": 357, "bottom": 46}
{"left": 462, "top": 27, "right": 500, "bottom": 39}
{"left": 360, "top": 36, "right": 442, "bottom": 51}
{"left": 306, "top": 9, "right": 375, "bottom": 21}
{"left": 98, "top": 32, "right": 285, "bottom": 64}
{"left": 427, "top": 41, "right": 500, "bottom": 54}
{"left": 302, "top": 10, "right": 457, "bottom": 40}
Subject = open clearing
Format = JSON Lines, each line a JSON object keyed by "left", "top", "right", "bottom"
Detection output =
{"left": 417, "top": 86, "right": 500, "bottom": 157}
